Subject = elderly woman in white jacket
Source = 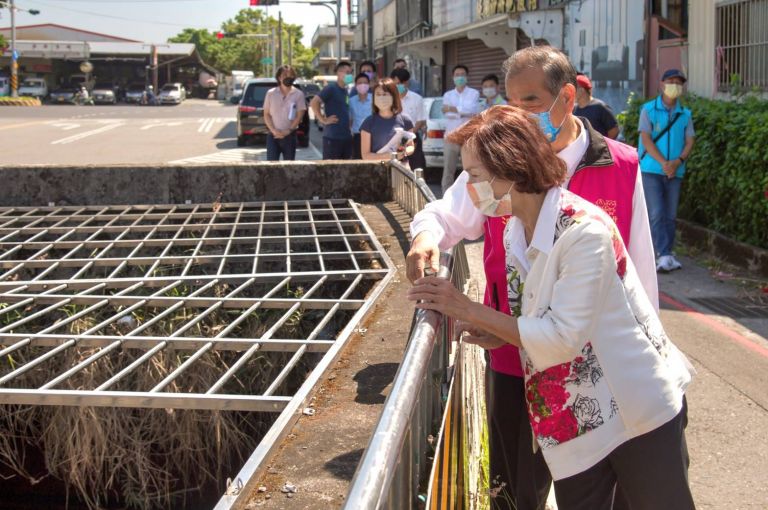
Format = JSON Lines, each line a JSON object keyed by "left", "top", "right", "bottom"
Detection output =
{"left": 407, "top": 105, "right": 695, "bottom": 510}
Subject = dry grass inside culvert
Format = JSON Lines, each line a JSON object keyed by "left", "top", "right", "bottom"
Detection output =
{"left": 0, "top": 300, "right": 341, "bottom": 509}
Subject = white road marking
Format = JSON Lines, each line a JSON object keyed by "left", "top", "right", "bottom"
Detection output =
{"left": 51, "top": 123, "right": 123, "bottom": 145}
{"left": 197, "top": 118, "right": 215, "bottom": 133}
{"left": 141, "top": 121, "right": 183, "bottom": 131}
{"left": 309, "top": 142, "right": 322, "bottom": 159}
{"left": 49, "top": 122, "right": 81, "bottom": 131}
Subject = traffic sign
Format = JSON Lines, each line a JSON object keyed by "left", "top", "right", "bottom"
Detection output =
{"left": 260, "top": 57, "right": 273, "bottom": 65}
{"left": 12, "top": 50, "right": 18, "bottom": 60}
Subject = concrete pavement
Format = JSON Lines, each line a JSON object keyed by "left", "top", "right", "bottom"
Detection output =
{"left": 0, "top": 99, "right": 323, "bottom": 165}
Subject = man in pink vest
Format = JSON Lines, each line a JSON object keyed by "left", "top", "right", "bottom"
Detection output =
{"left": 407, "top": 46, "right": 658, "bottom": 510}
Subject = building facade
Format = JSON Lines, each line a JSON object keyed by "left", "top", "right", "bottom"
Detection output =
{"left": 310, "top": 25, "right": 354, "bottom": 76}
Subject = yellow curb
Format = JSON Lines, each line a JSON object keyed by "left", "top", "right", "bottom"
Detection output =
{"left": 0, "top": 98, "right": 42, "bottom": 106}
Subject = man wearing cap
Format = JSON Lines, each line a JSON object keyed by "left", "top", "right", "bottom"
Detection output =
{"left": 638, "top": 69, "right": 695, "bottom": 273}
{"left": 573, "top": 73, "right": 619, "bottom": 139}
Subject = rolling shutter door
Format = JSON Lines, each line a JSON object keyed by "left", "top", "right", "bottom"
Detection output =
{"left": 455, "top": 37, "right": 510, "bottom": 95}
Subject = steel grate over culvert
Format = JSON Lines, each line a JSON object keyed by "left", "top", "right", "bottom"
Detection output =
{"left": 0, "top": 200, "right": 394, "bottom": 412}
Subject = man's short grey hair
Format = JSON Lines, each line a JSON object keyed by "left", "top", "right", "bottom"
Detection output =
{"left": 502, "top": 46, "right": 577, "bottom": 97}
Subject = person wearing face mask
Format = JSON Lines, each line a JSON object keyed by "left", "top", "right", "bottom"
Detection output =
{"left": 350, "top": 60, "right": 377, "bottom": 98}
{"left": 638, "top": 69, "right": 695, "bottom": 274}
{"left": 406, "top": 46, "right": 663, "bottom": 510}
{"left": 360, "top": 77, "right": 415, "bottom": 162}
{"left": 481, "top": 74, "right": 506, "bottom": 110}
{"left": 393, "top": 58, "right": 423, "bottom": 95}
{"left": 391, "top": 68, "right": 427, "bottom": 170}
{"left": 310, "top": 61, "right": 355, "bottom": 159}
{"left": 349, "top": 73, "right": 373, "bottom": 159}
{"left": 441, "top": 64, "right": 481, "bottom": 193}
{"left": 407, "top": 106, "right": 694, "bottom": 510}
{"left": 263, "top": 65, "right": 306, "bottom": 161}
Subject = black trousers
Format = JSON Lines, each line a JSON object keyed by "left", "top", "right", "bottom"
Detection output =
{"left": 486, "top": 369, "right": 551, "bottom": 510}
{"left": 322, "top": 137, "right": 352, "bottom": 160}
{"left": 554, "top": 399, "right": 694, "bottom": 510}
{"left": 352, "top": 133, "right": 363, "bottom": 159}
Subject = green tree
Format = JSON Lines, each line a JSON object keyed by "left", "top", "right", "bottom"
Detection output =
{"left": 0, "top": 34, "right": 7, "bottom": 52}
{"left": 168, "top": 9, "right": 318, "bottom": 77}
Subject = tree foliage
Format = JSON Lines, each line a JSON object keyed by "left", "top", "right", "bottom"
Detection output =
{"left": 168, "top": 9, "right": 317, "bottom": 77}
{"left": 0, "top": 34, "right": 7, "bottom": 52}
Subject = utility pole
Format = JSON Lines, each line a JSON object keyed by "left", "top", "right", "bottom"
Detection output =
{"left": 287, "top": 27, "right": 293, "bottom": 67}
{"left": 271, "top": 26, "right": 276, "bottom": 77}
{"left": 10, "top": 0, "right": 17, "bottom": 97}
{"left": 367, "top": 0, "right": 373, "bottom": 61}
{"left": 279, "top": 13, "right": 284, "bottom": 68}
{"left": 336, "top": 0, "right": 342, "bottom": 62}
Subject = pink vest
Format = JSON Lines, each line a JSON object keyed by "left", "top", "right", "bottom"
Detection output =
{"left": 484, "top": 136, "right": 639, "bottom": 376}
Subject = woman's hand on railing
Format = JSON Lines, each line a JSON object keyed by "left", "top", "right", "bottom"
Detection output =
{"left": 407, "top": 275, "right": 478, "bottom": 322}
{"left": 455, "top": 320, "right": 507, "bottom": 350}
{"left": 405, "top": 231, "right": 440, "bottom": 283}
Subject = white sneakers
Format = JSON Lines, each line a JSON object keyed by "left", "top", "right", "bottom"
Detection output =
{"left": 656, "top": 254, "right": 683, "bottom": 273}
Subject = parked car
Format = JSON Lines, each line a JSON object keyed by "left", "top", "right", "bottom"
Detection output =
{"left": 125, "top": 83, "right": 146, "bottom": 104}
{"left": 422, "top": 97, "right": 447, "bottom": 169}
{"left": 18, "top": 77, "right": 48, "bottom": 99}
{"left": 91, "top": 82, "right": 118, "bottom": 105}
{"left": 49, "top": 85, "right": 79, "bottom": 104}
{"left": 159, "top": 83, "right": 186, "bottom": 105}
{"left": 0, "top": 76, "right": 9, "bottom": 97}
{"left": 236, "top": 78, "right": 310, "bottom": 148}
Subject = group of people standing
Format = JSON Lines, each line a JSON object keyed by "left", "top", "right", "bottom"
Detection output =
{"left": 305, "top": 58, "right": 427, "bottom": 164}
{"left": 405, "top": 45, "right": 697, "bottom": 510}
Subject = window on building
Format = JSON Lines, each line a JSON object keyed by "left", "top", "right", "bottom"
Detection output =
{"left": 651, "top": 0, "right": 688, "bottom": 38}
{"left": 716, "top": 0, "right": 768, "bottom": 91}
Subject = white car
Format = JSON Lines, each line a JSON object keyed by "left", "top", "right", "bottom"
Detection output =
{"left": 159, "top": 83, "right": 186, "bottom": 104}
{"left": 19, "top": 77, "right": 48, "bottom": 99}
{"left": 422, "top": 97, "right": 447, "bottom": 169}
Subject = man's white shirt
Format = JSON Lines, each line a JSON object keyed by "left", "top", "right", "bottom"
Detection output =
{"left": 442, "top": 87, "right": 481, "bottom": 135}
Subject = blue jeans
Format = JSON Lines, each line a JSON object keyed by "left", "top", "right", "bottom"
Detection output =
{"left": 642, "top": 172, "right": 682, "bottom": 257}
{"left": 266, "top": 132, "right": 297, "bottom": 161}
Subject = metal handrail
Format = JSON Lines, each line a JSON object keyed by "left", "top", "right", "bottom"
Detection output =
{"left": 343, "top": 161, "right": 469, "bottom": 509}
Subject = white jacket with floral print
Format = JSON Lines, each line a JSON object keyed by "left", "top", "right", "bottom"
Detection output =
{"left": 505, "top": 188, "right": 693, "bottom": 480}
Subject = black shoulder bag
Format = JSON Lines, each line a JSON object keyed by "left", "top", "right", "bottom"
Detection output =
{"left": 638, "top": 111, "right": 682, "bottom": 162}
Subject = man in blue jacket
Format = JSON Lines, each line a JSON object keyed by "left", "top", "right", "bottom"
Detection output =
{"left": 638, "top": 69, "right": 695, "bottom": 273}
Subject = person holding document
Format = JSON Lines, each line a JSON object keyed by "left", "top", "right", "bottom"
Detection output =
{"left": 360, "top": 77, "right": 415, "bottom": 162}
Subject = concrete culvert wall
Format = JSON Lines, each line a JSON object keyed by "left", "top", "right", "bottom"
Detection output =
{"left": 0, "top": 162, "right": 392, "bottom": 207}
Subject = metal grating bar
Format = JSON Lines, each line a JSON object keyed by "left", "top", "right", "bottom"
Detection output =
{"left": 0, "top": 201, "right": 394, "bottom": 412}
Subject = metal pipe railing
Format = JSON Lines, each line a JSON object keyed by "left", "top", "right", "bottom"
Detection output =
{"left": 343, "top": 161, "right": 470, "bottom": 509}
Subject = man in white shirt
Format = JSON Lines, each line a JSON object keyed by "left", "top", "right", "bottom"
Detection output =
{"left": 264, "top": 65, "right": 306, "bottom": 161}
{"left": 407, "top": 46, "right": 658, "bottom": 510}
{"left": 441, "top": 64, "right": 480, "bottom": 193}
{"left": 391, "top": 67, "right": 427, "bottom": 170}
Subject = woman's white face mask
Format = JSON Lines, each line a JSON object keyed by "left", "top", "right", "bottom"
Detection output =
{"left": 374, "top": 94, "right": 393, "bottom": 110}
{"left": 466, "top": 177, "right": 514, "bottom": 217}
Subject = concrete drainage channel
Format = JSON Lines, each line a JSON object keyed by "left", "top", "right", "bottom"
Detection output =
{"left": 0, "top": 163, "right": 395, "bottom": 509}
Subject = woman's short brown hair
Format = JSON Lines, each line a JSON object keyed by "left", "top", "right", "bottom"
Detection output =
{"left": 446, "top": 105, "right": 566, "bottom": 193}
{"left": 372, "top": 77, "right": 403, "bottom": 115}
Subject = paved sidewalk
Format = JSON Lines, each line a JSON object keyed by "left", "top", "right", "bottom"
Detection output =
{"left": 462, "top": 242, "right": 768, "bottom": 509}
